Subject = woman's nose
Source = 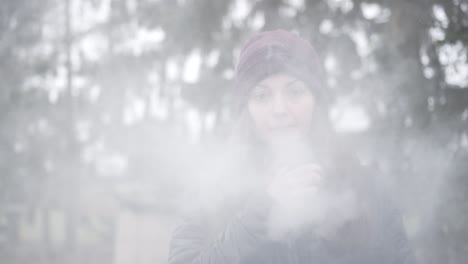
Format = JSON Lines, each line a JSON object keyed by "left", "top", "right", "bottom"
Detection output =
{"left": 272, "top": 93, "right": 288, "bottom": 115}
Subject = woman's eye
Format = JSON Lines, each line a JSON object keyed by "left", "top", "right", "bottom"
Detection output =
{"left": 250, "top": 90, "right": 270, "bottom": 102}
{"left": 287, "top": 85, "right": 307, "bottom": 97}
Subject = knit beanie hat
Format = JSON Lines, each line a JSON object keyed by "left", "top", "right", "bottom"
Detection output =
{"left": 234, "top": 30, "right": 327, "bottom": 109}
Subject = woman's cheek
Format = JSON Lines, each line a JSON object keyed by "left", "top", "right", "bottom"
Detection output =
{"left": 249, "top": 106, "right": 271, "bottom": 140}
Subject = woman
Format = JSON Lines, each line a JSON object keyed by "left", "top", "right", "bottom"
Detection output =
{"left": 169, "top": 30, "right": 415, "bottom": 264}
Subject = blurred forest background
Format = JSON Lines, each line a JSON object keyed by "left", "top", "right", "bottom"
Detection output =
{"left": 0, "top": 0, "right": 467, "bottom": 263}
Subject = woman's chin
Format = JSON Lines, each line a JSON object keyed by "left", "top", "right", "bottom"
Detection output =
{"left": 267, "top": 129, "right": 306, "bottom": 147}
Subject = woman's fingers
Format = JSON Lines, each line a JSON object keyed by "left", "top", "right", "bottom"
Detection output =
{"left": 268, "top": 163, "right": 325, "bottom": 204}
{"left": 278, "top": 163, "right": 323, "bottom": 188}
{"left": 287, "top": 172, "right": 322, "bottom": 185}
{"left": 286, "top": 163, "right": 323, "bottom": 177}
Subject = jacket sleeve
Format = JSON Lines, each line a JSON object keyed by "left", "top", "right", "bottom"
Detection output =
{"left": 168, "top": 193, "right": 273, "bottom": 264}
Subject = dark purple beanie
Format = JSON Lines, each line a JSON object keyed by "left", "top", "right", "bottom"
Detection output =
{"left": 234, "top": 30, "right": 327, "bottom": 108}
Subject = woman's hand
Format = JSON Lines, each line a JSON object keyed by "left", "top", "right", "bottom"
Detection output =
{"left": 266, "top": 162, "right": 359, "bottom": 241}
{"left": 268, "top": 163, "right": 323, "bottom": 201}
{"left": 266, "top": 163, "right": 326, "bottom": 240}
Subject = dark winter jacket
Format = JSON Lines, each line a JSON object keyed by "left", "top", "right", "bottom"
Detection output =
{"left": 168, "top": 166, "right": 416, "bottom": 264}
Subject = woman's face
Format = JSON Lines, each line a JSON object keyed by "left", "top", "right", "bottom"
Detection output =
{"left": 247, "top": 73, "right": 315, "bottom": 145}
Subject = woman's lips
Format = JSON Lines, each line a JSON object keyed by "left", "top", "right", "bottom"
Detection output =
{"left": 270, "top": 124, "right": 296, "bottom": 130}
{"left": 269, "top": 125, "right": 298, "bottom": 133}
